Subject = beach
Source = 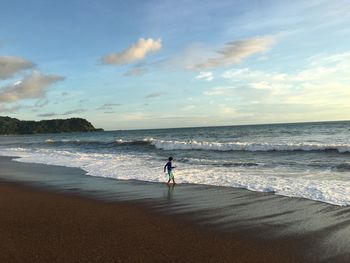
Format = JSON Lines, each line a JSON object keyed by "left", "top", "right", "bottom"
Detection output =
{"left": 0, "top": 158, "right": 294, "bottom": 263}
{"left": 1, "top": 156, "right": 350, "bottom": 262}
{"left": 2, "top": 0, "right": 350, "bottom": 261}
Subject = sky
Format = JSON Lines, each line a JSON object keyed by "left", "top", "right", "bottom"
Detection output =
{"left": 1, "top": 0, "right": 350, "bottom": 130}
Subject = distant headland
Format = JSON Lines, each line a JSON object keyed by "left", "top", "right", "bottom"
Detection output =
{"left": 0, "top": 116, "right": 103, "bottom": 135}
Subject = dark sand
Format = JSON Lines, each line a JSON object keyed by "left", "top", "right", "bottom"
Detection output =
{"left": 0, "top": 181, "right": 296, "bottom": 263}
{"left": 1, "top": 156, "right": 350, "bottom": 262}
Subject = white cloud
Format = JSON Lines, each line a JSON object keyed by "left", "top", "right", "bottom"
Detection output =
{"left": 118, "top": 36, "right": 274, "bottom": 75}
{"left": 193, "top": 36, "right": 275, "bottom": 70}
{"left": 0, "top": 56, "right": 34, "bottom": 79}
{"left": 219, "top": 50, "right": 350, "bottom": 106}
{"left": 102, "top": 38, "right": 162, "bottom": 65}
{"left": 309, "top": 51, "right": 350, "bottom": 66}
{"left": 0, "top": 71, "right": 64, "bottom": 102}
{"left": 222, "top": 68, "right": 294, "bottom": 84}
{"left": 195, "top": 71, "right": 214, "bottom": 81}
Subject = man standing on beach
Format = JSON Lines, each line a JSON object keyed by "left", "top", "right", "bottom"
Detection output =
{"left": 164, "top": 157, "right": 176, "bottom": 184}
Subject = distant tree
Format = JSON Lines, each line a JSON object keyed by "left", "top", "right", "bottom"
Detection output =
{"left": 0, "top": 116, "right": 103, "bottom": 135}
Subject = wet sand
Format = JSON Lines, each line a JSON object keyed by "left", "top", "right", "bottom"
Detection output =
{"left": 1, "top": 156, "right": 350, "bottom": 262}
{"left": 0, "top": 181, "right": 298, "bottom": 263}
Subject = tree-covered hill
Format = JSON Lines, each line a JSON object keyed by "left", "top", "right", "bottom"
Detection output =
{"left": 0, "top": 116, "right": 103, "bottom": 134}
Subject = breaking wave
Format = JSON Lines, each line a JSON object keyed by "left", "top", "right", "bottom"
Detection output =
{"left": 44, "top": 138, "right": 350, "bottom": 153}
{"left": 1, "top": 147, "right": 350, "bottom": 206}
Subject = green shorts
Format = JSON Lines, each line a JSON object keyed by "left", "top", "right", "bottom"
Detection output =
{"left": 168, "top": 171, "right": 174, "bottom": 179}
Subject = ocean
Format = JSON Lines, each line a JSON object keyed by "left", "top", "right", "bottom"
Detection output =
{"left": 1, "top": 121, "right": 350, "bottom": 206}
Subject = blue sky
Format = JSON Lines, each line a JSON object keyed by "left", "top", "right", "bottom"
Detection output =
{"left": 1, "top": 0, "right": 350, "bottom": 129}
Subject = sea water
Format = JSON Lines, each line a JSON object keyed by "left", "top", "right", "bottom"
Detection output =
{"left": 1, "top": 121, "right": 350, "bottom": 205}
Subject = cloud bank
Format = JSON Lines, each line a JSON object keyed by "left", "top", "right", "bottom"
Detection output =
{"left": 0, "top": 71, "right": 64, "bottom": 102}
{"left": 0, "top": 56, "right": 34, "bottom": 79}
{"left": 102, "top": 38, "right": 162, "bottom": 65}
{"left": 203, "top": 51, "right": 350, "bottom": 113}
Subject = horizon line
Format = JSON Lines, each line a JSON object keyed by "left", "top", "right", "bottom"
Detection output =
{"left": 105, "top": 119, "right": 350, "bottom": 132}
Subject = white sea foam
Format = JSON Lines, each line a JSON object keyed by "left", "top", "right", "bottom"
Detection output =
{"left": 145, "top": 138, "right": 350, "bottom": 153}
{"left": 1, "top": 147, "right": 350, "bottom": 206}
{"left": 41, "top": 137, "right": 350, "bottom": 153}
{"left": 45, "top": 139, "right": 81, "bottom": 143}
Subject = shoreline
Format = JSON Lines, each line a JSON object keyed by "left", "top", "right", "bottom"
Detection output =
{"left": 1, "top": 156, "right": 350, "bottom": 262}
